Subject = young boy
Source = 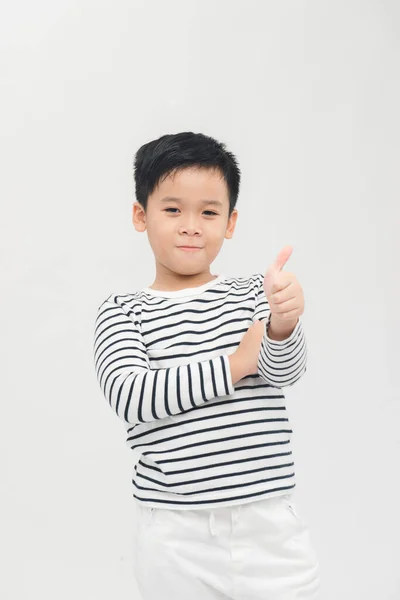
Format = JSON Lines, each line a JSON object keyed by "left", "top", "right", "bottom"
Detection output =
{"left": 93, "top": 132, "right": 321, "bottom": 599}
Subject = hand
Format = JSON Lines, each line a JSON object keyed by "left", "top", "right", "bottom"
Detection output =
{"left": 263, "top": 245, "right": 305, "bottom": 329}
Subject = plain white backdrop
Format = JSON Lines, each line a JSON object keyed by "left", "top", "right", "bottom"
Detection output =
{"left": 1, "top": 1, "right": 399, "bottom": 598}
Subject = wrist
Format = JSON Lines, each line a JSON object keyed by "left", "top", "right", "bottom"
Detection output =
{"left": 228, "top": 351, "right": 247, "bottom": 384}
{"left": 267, "top": 315, "right": 299, "bottom": 341}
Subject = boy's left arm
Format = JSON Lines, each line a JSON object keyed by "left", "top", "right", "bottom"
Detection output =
{"left": 257, "top": 313, "right": 307, "bottom": 388}
{"left": 253, "top": 246, "right": 307, "bottom": 388}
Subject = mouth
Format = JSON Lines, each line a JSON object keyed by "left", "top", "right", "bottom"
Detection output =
{"left": 177, "top": 246, "right": 203, "bottom": 251}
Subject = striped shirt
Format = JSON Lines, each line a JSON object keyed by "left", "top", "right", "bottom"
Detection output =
{"left": 93, "top": 273, "right": 307, "bottom": 510}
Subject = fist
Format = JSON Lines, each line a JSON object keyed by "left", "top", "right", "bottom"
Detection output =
{"left": 263, "top": 245, "right": 305, "bottom": 326}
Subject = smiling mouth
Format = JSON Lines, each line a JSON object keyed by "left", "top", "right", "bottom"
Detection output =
{"left": 178, "top": 246, "right": 203, "bottom": 251}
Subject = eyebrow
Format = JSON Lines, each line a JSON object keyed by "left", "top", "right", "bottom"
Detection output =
{"left": 160, "top": 196, "right": 223, "bottom": 207}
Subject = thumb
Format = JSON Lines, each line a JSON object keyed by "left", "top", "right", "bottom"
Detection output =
{"left": 266, "top": 245, "right": 293, "bottom": 276}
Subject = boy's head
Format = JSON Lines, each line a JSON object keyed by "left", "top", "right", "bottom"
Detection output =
{"left": 132, "top": 132, "right": 240, "bottom": 289}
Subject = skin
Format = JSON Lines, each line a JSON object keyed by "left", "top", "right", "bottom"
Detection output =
{"left": 132, "top": 166, "right": 305, "bottom": 342}
{"left": 264, "top": 245, "right": 305, "bottom": 340}
{"left": 132, "top": 166, "right": 238, "bottom": 291}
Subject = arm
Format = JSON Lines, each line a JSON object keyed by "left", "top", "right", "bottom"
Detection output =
{"left": 253, "top": 275, "right": 307, "bottom": 387}
{"left": 93, "top": 298, "right": 235, "bottom": 425}
{"left": 268, "top": 315, "right": 299, "bottom": 341}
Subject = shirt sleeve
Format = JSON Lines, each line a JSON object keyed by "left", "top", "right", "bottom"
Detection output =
{"left": 252, "top": 273, "right": 308, "bottom": 388}
{"left": 93, "top": 297, "right": 235, "bottom": 425}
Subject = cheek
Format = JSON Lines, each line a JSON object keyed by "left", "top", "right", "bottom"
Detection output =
{"left": 149, "top": 220, "right": 171, "bottom": 240}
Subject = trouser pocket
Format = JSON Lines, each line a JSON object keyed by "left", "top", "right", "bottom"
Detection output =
{"left": 282, "top": 494, "right": 306, "bottom": 528}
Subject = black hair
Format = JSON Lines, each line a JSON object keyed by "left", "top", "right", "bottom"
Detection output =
{"left": 133, "top": 132, "right": 241, "bottom": 217}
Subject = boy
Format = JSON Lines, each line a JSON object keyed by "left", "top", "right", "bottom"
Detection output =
{"left": 93, "top": 132, "right": 321, "bottom": 599}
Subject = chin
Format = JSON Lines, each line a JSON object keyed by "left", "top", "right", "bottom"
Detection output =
{"left": 172, "top": 264, "right": 204, "bottom": 275}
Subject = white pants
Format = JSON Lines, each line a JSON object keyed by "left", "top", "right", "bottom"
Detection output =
{"left": 133, "top": 493, "right": 321, "bottom": 599}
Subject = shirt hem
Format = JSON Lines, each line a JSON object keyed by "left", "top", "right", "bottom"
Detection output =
{"left": 133, "top": 484, "right": 296, "bottom": 511}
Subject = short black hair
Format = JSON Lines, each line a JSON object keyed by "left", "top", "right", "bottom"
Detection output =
{"left": 133, "top": 132, "right": 241, "bottom": 217}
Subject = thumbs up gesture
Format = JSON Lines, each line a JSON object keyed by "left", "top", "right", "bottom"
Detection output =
{"left": 263, "top": 245, "right": 305, "bottom": 339}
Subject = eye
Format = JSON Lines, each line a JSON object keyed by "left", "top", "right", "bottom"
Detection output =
{"left": 164, "top": 208, "right": 218, "bottom": 216}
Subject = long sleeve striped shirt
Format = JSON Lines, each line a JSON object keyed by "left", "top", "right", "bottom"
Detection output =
{"left": 93, "top": 272, "right": 307, "bottom": 510}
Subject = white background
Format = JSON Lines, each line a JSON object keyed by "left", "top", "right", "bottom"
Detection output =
{"left": 1, "top": 1, "right": 399, "bottom": 598}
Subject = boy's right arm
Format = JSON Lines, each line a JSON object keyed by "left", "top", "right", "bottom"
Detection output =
{"left": 93, "top": 298, "right": 246, "bottom": 426}
{"left": 228, "top": 353, "right": 248, "bottom": 386}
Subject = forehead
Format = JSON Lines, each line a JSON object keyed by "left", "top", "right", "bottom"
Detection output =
{"left": 152, "top": 167, "right": 229, "bottom": 206}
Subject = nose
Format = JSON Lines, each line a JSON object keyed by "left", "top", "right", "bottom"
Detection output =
{"left": 179, "top": 220, "right": 202, "bottom": 236}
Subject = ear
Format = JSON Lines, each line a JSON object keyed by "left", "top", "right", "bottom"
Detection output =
{"left": 225, "top": 209, "right": 238, "bottom": 239}
{"left": 132, "top": 202, "right": 147, "bottom": 232}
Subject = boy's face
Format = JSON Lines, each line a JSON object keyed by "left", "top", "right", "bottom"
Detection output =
{"left": 132, "top": 167, "right": 238, "bottom": 288}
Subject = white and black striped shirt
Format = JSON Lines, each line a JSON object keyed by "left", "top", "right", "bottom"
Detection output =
{"left": 93, "top": 273, "right": 307, "bottom": 510}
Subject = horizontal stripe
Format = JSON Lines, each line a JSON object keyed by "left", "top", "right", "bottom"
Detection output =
{"left": 93, "top": 273, "right": 307, "bottom": 509}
